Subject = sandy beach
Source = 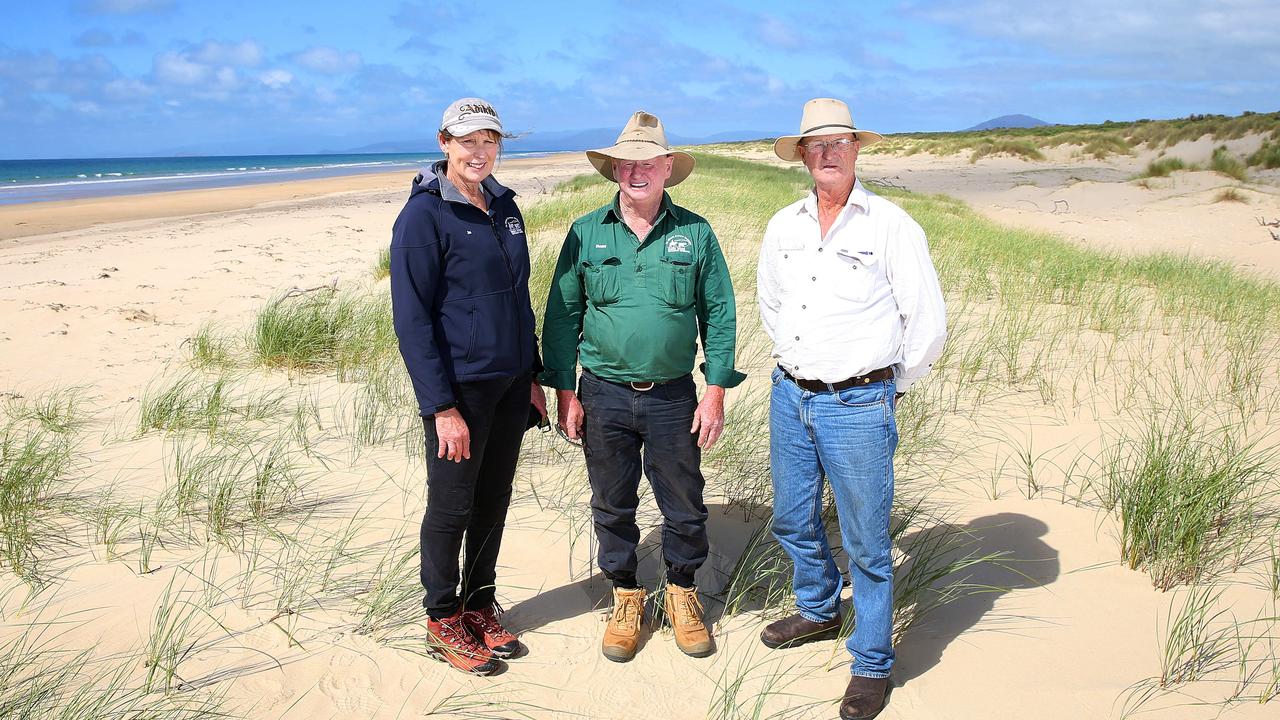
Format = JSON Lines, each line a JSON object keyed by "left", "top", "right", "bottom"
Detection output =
{"left": 1, "top": 145, "right": 1277, "bottom": 719}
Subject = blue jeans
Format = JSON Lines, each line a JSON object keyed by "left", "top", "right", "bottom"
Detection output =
{"left": 769, "top": 366, "right": 897, "bottom": 678}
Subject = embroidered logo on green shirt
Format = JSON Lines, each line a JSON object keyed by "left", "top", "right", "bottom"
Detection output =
{"left": 665, "top": 235, "right": 692, "bottom": 254}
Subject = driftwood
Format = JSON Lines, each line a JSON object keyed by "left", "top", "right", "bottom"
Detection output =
{"left": 1256, "top": 216, "right": 1280, "bottom": 228}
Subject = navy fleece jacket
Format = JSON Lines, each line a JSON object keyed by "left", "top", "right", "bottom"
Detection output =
{"left": 390, "top": 161, "right": 540, "bottom": 417}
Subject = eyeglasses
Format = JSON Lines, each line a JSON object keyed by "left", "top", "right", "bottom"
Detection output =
{"left": 800, "top": 138, "right": 857, "bottom": 155}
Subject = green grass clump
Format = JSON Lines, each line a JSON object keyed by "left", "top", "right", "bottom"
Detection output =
{"left": 0, "top": 422, "right": 75, "bottom": 582}
{"left": 1247, "top": 140, "right": 1280, "bottom": 169}
{"left": 372, "top": 247, "right": 391, "bottom": 280}
{"left": 969, "top": 140, "right": 1046, "bottom": 163}
{"left": 186, "top": 322, "right": 235, "bottom": 369}
{"left": 0, "top": 389, "right": 86, "bottom": 583}
{"left": 249, "top": 289, "right": 394, "bottom": 377}
{"left": 1081, "top": 134, "right": 1132, "bottom": 159}
{"left": 1138, "top": 157, "right": 1188, "bottom": 178}
{"left": 1213, "top": 188, "right": 1248, "bottom": 203}
{"left": 1209, "top": 145, "right": 1249, "bottom": 181}
{"left": 138, "top": 372, "right": 283, "bottom": 436}
{"left": 1100, "top": 420, "right": 1276, "bottom": 590}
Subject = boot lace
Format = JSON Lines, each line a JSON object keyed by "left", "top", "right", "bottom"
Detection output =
{"left": 435, "top": 614, "right": 482, "bottom": 651}
{"left": 467, "top": 604, "right": 507, "bottom": 636}
{"left": 611, "top": 593, "right": 641, "bottom": 631}
{"left": 670, "top": 588, "right": 704, "bottom": 627}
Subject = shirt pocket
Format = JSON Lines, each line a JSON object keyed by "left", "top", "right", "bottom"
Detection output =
{"left": 657, "top": 256, "right": 695, "bottom": 308}
{"left": 581, "top": 257, "right": 623, "bottom": 306}
{"left": 832, "top": 247, "right": 878, "bottom": 303}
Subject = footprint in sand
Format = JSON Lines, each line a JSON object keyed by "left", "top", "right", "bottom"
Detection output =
{"left": 317, "top": 652, "right": 382, "bottom": 716}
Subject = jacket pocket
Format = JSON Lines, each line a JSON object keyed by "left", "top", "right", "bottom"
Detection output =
{"left": 464, "top": 308, "right": 479, "bottom": 362}
{"left": 658, "top": 257, "right": 695, "bottom": 308}
{"left": 582, "top": 257, "right": 622, "bottom": 306}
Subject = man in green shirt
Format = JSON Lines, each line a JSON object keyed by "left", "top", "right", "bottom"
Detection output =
{"left": 541, "top": 111, "right": 745, "bottom": 663}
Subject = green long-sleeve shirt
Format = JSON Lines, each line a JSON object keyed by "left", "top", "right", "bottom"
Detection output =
{"left": 540, "top": 192, "right": 746, "bottom": 391}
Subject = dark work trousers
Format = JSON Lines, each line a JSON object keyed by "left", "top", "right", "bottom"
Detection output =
{"left": 578, "top": 369, "right": 709, "bottom": 589}
{"left": 420, "top": 372, "right": 532, "bottom": 619}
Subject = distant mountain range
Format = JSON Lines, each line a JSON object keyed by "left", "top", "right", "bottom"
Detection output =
{"left": 964, "top": 114, "right": 1050, "bottom": 131}
{"left": 343, "top": 128, "right": 780, "bottom": 154}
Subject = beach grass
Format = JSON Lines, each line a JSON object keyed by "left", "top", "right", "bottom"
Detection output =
{"left": 1209, "top": 145, "right": 1249, "bottom": 181}
{"left": 1248, "top": 140, "right": 1280, "bottom": 169}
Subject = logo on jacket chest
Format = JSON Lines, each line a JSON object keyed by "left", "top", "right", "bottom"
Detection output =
{"left": 665, "top": 235, "right": 691, "bottom": 254}
{"left": 505, "top": 217, "right": 524, "bottom": 236}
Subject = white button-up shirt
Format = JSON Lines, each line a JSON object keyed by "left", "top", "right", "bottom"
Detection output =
{"left": 756, "top": 180, "right": 947, "bottom": 393}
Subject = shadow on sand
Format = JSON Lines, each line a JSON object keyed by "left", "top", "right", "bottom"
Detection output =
{"left": 893, "top": 512, "right": 1060, "bottom": 685}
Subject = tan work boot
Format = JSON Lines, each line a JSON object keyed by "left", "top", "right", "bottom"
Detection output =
{"left": 602, "top": 586, "right": 645, "bottom": 662}
{"left": 664, "top": 583, "right": 714, "bottom": 657}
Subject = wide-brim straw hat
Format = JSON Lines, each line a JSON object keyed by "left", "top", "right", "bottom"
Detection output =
{"left": 773, "top": 98, "right": 884, "bottom": 162}
{"left": 586, "top": 111, "right": 695, "bottom": 187}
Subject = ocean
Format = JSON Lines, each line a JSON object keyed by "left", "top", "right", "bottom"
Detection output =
{"left": 0, "top": 152, "right": 545, "bottom": 205}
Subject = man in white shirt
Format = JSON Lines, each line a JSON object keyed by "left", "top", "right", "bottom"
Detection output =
{"left": 756, "top": 98, "right": 946, "bottom": 720}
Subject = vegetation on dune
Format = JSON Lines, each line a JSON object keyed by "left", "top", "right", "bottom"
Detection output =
{"left": 708, "top": 110, "right": 1280, "bottom": 164}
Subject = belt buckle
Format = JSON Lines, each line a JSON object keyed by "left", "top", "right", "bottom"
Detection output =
{"left": 629, "top": 381, "right": 655, "bottom": 392}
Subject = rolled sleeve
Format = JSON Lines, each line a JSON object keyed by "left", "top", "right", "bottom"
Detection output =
{"left": 695, "top": 228, "right": 746, "bottom": 389}
{"left": 888, "top": 218, "right": 947, "bottom": 393}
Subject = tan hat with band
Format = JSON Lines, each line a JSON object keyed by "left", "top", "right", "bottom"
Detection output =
{"left": 773, "top": 98, "right": 883, "bottom": 162}
{"left": 586, "top": 111, "right": 695, "bottom": 187}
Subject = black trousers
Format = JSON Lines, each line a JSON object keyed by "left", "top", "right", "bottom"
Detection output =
{"left": 578, "top": 370, "right": 708, "bottom": 589}
{"left": 420, "top": 372, "right": 531, "bottom": 619}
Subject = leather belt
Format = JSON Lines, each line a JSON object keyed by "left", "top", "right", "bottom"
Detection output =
{"left": 781, "top": 366, "right": 894, "bottom": 393}
{"left": 586, "top": 369, "right": 690, "bottom": 393}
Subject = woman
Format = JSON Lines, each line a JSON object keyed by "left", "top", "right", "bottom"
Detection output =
{"left": 390, "top": 97, "right": 546, "bottom": 675}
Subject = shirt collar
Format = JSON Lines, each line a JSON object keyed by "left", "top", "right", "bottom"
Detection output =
{"left": 604, "top": 190, "right": 675, "bottom": 224}
{"left": 799, "top": 178, "right": 869, "bottom": 217}
{"left": 430, "top": 159, "right": 510, "bottom": 206}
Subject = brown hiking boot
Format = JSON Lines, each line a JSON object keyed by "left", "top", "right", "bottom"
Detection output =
{"left": 426, "top": 608, "right": 499, "bottom": 675}
{"left": 839, "top": 675, "right": 890, "bottom": 720}
{"left": 663, "top": 583, "right": 714, "bottom": 658}
{"left": 760, "top": 612, "right": 842, "bottom": 649}
{"left": 602, "top": 587, "right": 645, "bottom": 662}
{"left": 462, "top": 603, "right": 520, "bottom": 658}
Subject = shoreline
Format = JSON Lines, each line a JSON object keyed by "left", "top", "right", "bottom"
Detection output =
{"left": 0, "top": 152, "right": 582, "bottom": 243}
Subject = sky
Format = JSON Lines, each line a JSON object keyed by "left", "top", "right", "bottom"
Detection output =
{"left": 2, "top": 0, "right": 1278, "bottom": 158}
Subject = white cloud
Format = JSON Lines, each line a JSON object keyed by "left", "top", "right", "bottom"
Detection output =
{"left": 153, "top": 51, "right": 209, "bottom": 85}
{"left": 191, "top": 40, "right": 265, "bottom": 68}
{"left": 103, "top": 77, "right": 153, "bottom": 101}
{"left": 292, "top": 46, "right": 362, "bottom": 75}
{"left": 259, "top": 69, "right": 293, "bottom": 89}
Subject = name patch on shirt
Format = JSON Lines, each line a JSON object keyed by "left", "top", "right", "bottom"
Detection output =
{"left": 665, "top": 235, "right": 692, "bottom": 254}
{"left": 505, "top": 217, "right": 524, "bottom": 236}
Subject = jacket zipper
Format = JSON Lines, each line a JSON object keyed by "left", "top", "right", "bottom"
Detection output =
{"left": 488, "top": 210, "right": 527, "bottom": 370}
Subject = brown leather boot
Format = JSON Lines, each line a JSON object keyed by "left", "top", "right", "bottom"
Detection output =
{"left": 601, "top": 587, "right": 645, "bottom": 662}
{"left": 759, "top": 612, "right": 842, "bottom": 649}
{"left": 839, "top": 675, "right": 890, "bottom": 720}
{"left": 663, "top": 583, "right": 714, "bottom": 657}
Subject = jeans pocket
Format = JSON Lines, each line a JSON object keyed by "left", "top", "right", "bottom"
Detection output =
{"left": 770, "top": 366, "right": 783, "bottom": 386}
{"left": 835, "top": 385, "right": 885, "bottom": 409}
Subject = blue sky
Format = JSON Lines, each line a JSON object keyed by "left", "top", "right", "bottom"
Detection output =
{"left": 2, "top": 0, "right": 1278, "bottom": 158}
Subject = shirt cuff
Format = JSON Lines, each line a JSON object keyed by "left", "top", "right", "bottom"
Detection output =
{"left": 538, "top": 369, "right": 578, "bottom": 390}
{"left": 701, "top": 362, "right": 746, "bottom": 389}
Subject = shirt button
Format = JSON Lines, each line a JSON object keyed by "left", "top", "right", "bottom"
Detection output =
{"left": 811, "top": 276, "right": 816, "bottom": 281}
{"left": 818, "top": 247, "right": 824, "bottom": 252}
{"left": 783, "top": 253, "right": 788, "bottom": 259}
{"left": 794, "top": 336, "right": 800, "bottom": 340}
{"left": 801, "top": 305, "right": 806, "bottom": 309}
